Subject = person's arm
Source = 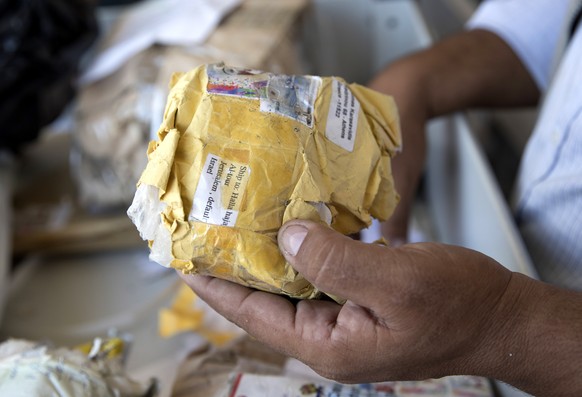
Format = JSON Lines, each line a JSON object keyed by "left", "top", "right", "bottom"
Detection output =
{"left": 368, "top": 29, "right": 540, "bottom": 242}
{"left": 181, "top": 220, "right": 582, "bottom": 396}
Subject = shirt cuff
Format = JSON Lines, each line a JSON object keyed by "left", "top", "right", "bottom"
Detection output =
{"left": 466, "top": 0, "right": 569, "bottom": 91}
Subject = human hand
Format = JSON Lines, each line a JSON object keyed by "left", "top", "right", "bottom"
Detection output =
{"left": 180, "top": 219, "right": 528, "bottom": 384}
{"left": 369, "top": 30, "right": 540, "bottom": 245}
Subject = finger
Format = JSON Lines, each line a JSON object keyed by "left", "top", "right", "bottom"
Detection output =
{"left": 278, "top": 220, "right": 406, "bottom": 307}
{"left": 178, "top": 273, "right": 344, "bottom": 360}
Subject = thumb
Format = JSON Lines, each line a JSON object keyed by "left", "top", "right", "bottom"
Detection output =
{"left": 278, "top": 219, "right": 395, "bottom": 304}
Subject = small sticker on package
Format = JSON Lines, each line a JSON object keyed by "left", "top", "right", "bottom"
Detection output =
{"left": 326, "top": 79, "right": 361, "bottom": 152}
{"left": 190, "top": 153, "right": 250, "bottom": 227}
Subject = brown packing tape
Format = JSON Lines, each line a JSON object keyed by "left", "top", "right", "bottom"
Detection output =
{"left": 130, "top": 63, "right": 401, "bottom": 299}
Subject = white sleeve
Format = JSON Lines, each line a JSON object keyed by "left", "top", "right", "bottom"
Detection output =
{"left": 467, "top": 0, "right": 570, "bottom": 91}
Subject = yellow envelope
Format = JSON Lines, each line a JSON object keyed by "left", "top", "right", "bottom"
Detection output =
{"left": 128, "top": 63, "right": 401, "bottom": 299}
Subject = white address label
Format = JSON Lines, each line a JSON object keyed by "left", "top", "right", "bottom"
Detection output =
{"left": 190, "top": 153, "right": 250, "bottom": 227}
{"left": 325, "top": 79, "right": 361, "bottom": 152}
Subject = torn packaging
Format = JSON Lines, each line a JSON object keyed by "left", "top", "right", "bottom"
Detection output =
{"left": 128, "top": 64, "right": 401, "bottom": 299}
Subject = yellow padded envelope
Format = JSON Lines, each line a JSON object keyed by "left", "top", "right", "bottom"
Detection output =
{"left": 128, "top": 63, "right": 401, "bottom": 299}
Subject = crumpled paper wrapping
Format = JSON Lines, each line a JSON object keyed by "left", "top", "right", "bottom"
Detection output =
{"left": 0, "top": 338, "right": 156, "bottom": 397}
{"left": 128, "top": 63, "right": 401, "bottom": 299}
{"left": 159, "top": 284, "right": 244, "bottom": 346}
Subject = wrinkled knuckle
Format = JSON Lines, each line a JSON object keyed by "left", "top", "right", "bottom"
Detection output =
{"left": 309, "top": 238, "right": 349, "bottom": 286}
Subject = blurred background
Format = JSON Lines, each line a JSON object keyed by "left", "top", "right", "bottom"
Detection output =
{"left": 0, "top": 1, "right": 536, "bottom": 396}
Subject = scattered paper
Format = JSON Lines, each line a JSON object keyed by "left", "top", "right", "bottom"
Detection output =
{"left": 80, "top": 0, "right": 242, "bottom": 85}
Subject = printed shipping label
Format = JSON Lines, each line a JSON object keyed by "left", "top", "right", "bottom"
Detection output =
{"left": 206, "top": 64, "right": 321, "bottom": 128}
{"left": 260, "top": 75, "right": 321, "bottom": 128}
{"left": 190, "top": 153, "right": 250, "bottom": 227}
{"left": 325, "top": 79, "right": 361, "bottom": 152}
{"left": 207, "top": 64, "right": 267, "bottom": 98}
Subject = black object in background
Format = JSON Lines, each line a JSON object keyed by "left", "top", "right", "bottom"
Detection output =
{"left": 0, "top": 0, "right": 98, "bottom": 152}
{"left": 100, "top": 0, "right": 144, "bottom": 6}
{"left": 570, "top": 4, "right": 582, "bottom": 41}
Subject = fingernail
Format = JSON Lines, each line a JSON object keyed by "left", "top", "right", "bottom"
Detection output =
{"left": 281, "top": 225, "right": 308, "bottom": 256}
